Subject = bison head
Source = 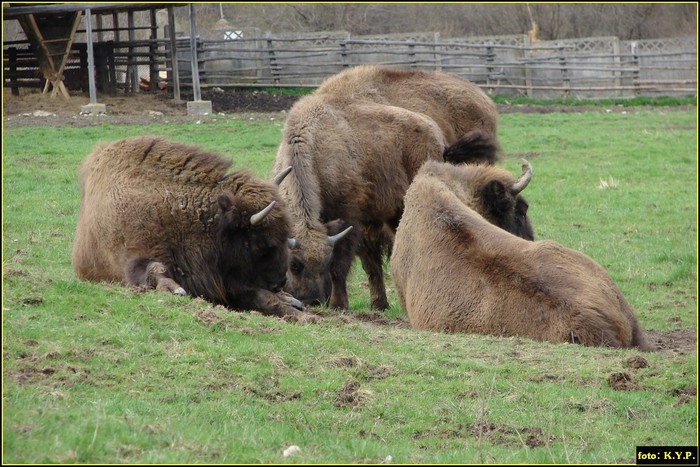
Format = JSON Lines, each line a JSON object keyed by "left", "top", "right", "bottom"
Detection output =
{"left": 216, "top": 193, "right": 291, "bottom": 294}
{"left": 479, "top": 159, "right": 534, "bottom": 240}
{"left": 214, "top": 167, "right": 298, "bottom": 299}
{"left": 284, "top": 219, "right": 354, "bottom": 307}
{"left": 419, "top": 159, "right": 535, "bottom": 241}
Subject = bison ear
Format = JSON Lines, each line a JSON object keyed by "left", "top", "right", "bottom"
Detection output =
{"left": 217, "top": 193, "right": 233, "bottom": 212}
{"left": 481, "top": 180, "right": 514, "bottom": 216}
{"left": 325, "top": 219, "right": 348, "bottom": 236}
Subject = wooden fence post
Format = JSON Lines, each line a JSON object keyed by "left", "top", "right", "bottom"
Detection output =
{"left": 126, "top": 10, "right": 137, "bottom": 93}
{"left": 167, "top": 6, "right": 180, "bottom": 101}
{"left": 486, "top": 45, "right": 495, "bottom": 93}
{"left": 106, "top": 40, "right": 117, "bottom": 94}
{"left": 340, "top": 40, "right": 349, "bottom": 68}
{"left": 559, "top": 53, "right": 570, "bottom": 98}
{"left": 612, "top": 36, "right": 622, "bottom": 97}
{"left": 631, "top": 41, "right": 641, "bottom": 96}
{"left": 266, "top": 33, "right": 279, "bottom": 84}
{"left": 149, "top": 8, "right": 158, "bottom": 94}
{"left": 8, "top": 47, "right": 19, "bottom": 95}
{"left": 524, "top": 35, "right": 533, "bottom": 98}
{"left": 408, "top": 40, "right": 416, "bottom": 69}
{"left": 433, "top": 32, "right": 441, "bottom": 72}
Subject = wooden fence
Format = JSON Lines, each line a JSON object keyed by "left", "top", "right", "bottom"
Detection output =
{"left": 4, "top": 30, "right": 697, "bottom": 99}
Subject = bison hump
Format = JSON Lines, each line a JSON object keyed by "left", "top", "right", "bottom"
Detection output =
{"left": 91, "top": 136, "right": 233, "bottom": 185}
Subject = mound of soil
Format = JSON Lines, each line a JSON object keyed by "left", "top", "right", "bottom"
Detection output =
{"left": 185, "top": 89, "right": 301, "bottom": 113}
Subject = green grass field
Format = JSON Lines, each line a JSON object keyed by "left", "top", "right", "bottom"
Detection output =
{"left": 2, "top": 106, "right": 697, "bottom": 463}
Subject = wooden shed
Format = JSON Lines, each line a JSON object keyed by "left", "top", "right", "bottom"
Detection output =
{"left": 3, "top": 2, "right": 186, "bottom": 101}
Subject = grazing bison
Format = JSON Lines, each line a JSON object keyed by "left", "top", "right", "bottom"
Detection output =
{"left": 72, "top": 136, "right": 312, "bottom": 321}
{"left": 316, "top": 64, "right": 500, "bottom": 155}
{"left": 272, "top": 89, "right": 532, "bottom": 310}
{"left": 390, "top": 160, "right": 653, "bottom": 351}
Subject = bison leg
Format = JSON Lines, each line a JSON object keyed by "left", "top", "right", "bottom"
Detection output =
{"left": 358, "top": 226, "right": 390, "bottom": 310}
{"left": 126, "top": 257, "right": 186, "bottom": 296}
{"left": 329, "top": 273, "right": 350, "bottom": 310}
{"left": 326, "top": 220, "right": 359, "bottom": 310}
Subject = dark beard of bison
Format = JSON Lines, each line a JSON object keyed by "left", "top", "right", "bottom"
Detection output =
{"left": 284, "top": 218, "right": 357, "bottom": 308}
{"left": 213, "top": 192, "right": 291, "bottom": 306}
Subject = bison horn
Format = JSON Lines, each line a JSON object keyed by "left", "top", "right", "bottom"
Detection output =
{"left": 273, "top": 166, "right": 293, "bottom": 186}
{"left": 510, "top": 159, "right": 533, "bottom": 195}
{"left": 250, "top": 200, "right": 276, "bottom": 226}
{"left": 288, "top": 238, "right": 300, "bottom": 250}
{"left": 327, "top": 226, "right": 353, "bottom": 246}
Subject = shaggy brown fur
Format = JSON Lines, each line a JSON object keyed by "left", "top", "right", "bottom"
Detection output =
{"left": 316, "top": 65, "right": 500, "bottom": 149}
{"left": 72, "top": 136, "right": 311, "bottom": 321}
{"left": 273, "top": 96, "right": 452, "bottom": 310}
{"left": 273, "top": 86, "right": 531, "bottom": 310}
{"left": 273, "top": 66, "right": 509, "bottom": 310}
{"left": 390, "top": 161, "right": 653, "bottom": 351}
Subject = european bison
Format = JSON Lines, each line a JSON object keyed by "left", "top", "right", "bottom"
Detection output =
{"left": 272, "top": 84, "right": 532, "bottom": 310}
{"left": 316, "top": 64, "right": 501, "bottom": 160}
{"left": 390, "top": 160, "right": 653, "bottom": 351}
{"left": 72, "top": 136, "right": 312, "bottom": 321}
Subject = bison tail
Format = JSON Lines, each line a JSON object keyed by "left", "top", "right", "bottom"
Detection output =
{"left": 631, "top": 323, "right": 657, "bottom": 352}
{"left": 443, "top": 130, "right": 499, "bottom": 165}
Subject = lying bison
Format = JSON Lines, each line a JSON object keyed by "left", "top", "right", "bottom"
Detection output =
{"left": 390, "top": 160, "right": 653, "bottom": 350}
{"left": 72, "top": 136, "right": 312, "bottom": 321}
{"left": 272, "top": 90, "right": 533, "bottom": 310}
{"left": 316, "top": 64, "right": 501, "bottom": 160}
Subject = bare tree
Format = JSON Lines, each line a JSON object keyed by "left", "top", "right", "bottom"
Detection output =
{"left": 174, "top": 3, "right": 696, "bottom": 40}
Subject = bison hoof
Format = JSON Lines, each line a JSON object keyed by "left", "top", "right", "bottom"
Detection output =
{"left": 371, "top": 300, "right": 390, "bottom": 311}
{"left": 278, "top": 291, "right": 305, "bottom": 310}
{"left": 173, "top": 287, "right": 187, "bottom": 296}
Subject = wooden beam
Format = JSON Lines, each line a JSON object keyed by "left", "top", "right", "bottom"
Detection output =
{"left": 3, "top": 4, "right": 184, "bottom": 19}
{"left": 54, "top": 11, "right": 83, "bottom": 81}
{"left": 23, "top": 14, "right": 58, "bottom": 75}
{"left": 167, "top": 6, "right": 181, "bottom": 101}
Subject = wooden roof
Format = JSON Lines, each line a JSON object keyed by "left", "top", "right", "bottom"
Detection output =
{"left": 2, "top": 3, "right": 184, "bottom": 20}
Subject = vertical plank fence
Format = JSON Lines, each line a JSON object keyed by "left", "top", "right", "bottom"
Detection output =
{"left": 4, "top": 27, "right": 696, "bottom": 98}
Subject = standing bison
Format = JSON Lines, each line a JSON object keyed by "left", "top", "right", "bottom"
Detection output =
{"left": 272, "top": 77, "right": 532, "bottom": 310}
{"left": 390, "top": 160, "right": 653, "bottom": 350}
{"left": 72, "top": 136, "right": 312, "bottom": 321}
{"left": 316, "top": 64, "right": 501, "bottom": 162}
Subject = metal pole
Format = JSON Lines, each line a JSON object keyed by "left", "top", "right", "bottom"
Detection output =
{"left": 85, "top": 8, "right": 97, "bottom": 104}
{"left": 189, "top": 3, "right": 201, "bottom": 101}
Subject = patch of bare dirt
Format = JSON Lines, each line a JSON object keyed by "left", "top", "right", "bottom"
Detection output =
{"left": 334, "top": 380, "right": 372, "bottom": 408}
{"left": 607, "top": 372, "right": 640, "bottom": 391}
{"left": 4, "top": 88, "right": 693, "bottom": 129}
{"left": 2, "top": 88, "right": 292, "bottom": 128}
{"left": 194, "top": 308, "right": 225, "bottom": 327}
{"left": 469, "top": 420, "right": 556, "bottom": 447}
{"left": 671, "top": 384, "right": 696, "bottom": 406}
{"left": 625, "top": 355, "right": 649, "bottom": 369}
{"left": 645, "top": 329, "right": 696, "bottom": 355}
{"left": 184, "top": 89, "right": 299, "bottom": 113}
